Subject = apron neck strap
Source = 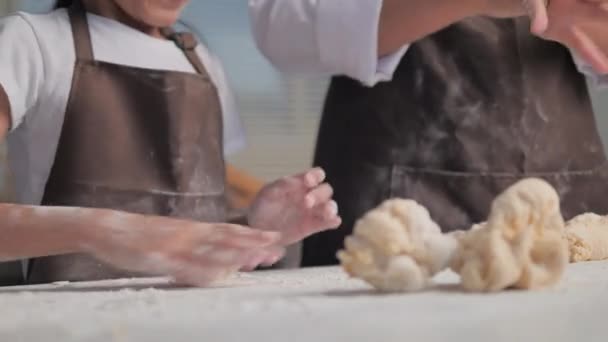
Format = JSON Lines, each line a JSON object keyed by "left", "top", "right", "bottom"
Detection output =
{"left": 67, "top": 1, "right": 95, "bottom": 61}
{"left": 67, "top": 4, "right": 207, "bottom": 76}
{"left": 160, "top": 27, "right": 207, "bottom": 76}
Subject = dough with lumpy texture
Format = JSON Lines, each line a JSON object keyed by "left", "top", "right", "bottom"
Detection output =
{"left": 566, "top": 213, "right": 608, "bottom": 262}
{"left": 450, "top": 178, "right": 568, "bottom": 292}
{"left": 337, "top": 199, "right": 458, "bottom": 292}
{"left": 449, "top": 223, "right": 485, "bottom": 242}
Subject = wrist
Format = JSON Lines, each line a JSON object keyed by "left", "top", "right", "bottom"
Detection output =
{"left": 464, "top": 0, "right": 492, "bottom": 17}
{"left": 476, "top": 0, "right": 530, "bottom": 18}
{"left": 53, "top": 207, "right": 107, "bottom": 253}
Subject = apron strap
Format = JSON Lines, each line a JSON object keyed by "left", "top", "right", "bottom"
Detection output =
{"left": 66, "top": 6, "right": 205, "bottom": 74}
{"left": 161, "top": 27, "right": 208, "bottom": 76}
{"left": 67, "top": 1, "right": 95, "bottom": 61}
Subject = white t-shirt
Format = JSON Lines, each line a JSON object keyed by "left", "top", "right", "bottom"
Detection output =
{"left": 0, "top": 9, "right": 246, "bottom": 205}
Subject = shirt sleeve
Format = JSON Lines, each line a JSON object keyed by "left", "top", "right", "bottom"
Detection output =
{"left": 0, "top": 14, "right": 45, "bottom": 131}
{"left": 570, "top": 51, "right": 608, "bottom": 90}
{"left": 248, "top": 0, "right": 408, "bottom": 87}
{"left": 196, "top": 45, "right": 246, "bottom": 157}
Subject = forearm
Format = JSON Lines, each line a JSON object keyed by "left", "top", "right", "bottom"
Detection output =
{"left": 0, "top": 204, "right": 108, "bottom": 261}
{"left": 378, "top": 0, "right": 487, "bottom": 56}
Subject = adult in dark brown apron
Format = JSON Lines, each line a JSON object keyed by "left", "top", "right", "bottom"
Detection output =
{"left": 302, "top": 17, "right": 608, "bottom": 267}
{"left": 28, "top": 2, "right": 227, "bottom": 283}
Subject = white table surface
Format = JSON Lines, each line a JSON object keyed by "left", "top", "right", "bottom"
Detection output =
{"left": 1, "top": 262, "right": 608, "bottom": 342}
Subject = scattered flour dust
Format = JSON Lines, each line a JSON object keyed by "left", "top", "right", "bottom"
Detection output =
{"left": 2, "top": 265, "right": 608, "bottom": 341}
{"left": 0, "top": 267, "right": 357, "bottom": 337}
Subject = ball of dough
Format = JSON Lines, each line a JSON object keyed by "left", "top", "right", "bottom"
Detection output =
{"left": 566, "top": 213, "right": 608, "bottom": 262}
{"left": 338, "top": 199, "right": 458, "bottom": 292}
{"left": 450, "top": 178, "right": 568, "bottom": 292}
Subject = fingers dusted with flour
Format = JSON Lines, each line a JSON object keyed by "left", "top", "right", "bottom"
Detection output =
{"left": 248, "top": 167, "right": 342, "bottom": 246}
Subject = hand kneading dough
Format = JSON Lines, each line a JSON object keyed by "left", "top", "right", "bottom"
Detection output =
{"left": 337, "top": 199, "right": 458, "bottom": 292}
{"left": 451, "top": 178, "right": 568, "bottom": 292}
{"left": 566, "top": 213, "right": 608, "bottom": 262}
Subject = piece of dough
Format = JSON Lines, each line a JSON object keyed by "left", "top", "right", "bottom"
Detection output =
{"left": 565, "top": 213, "right": 608, "bottom": 262}
{"left": 337, "top": 199, "right": 458, "bottom": 292}
{"left": 449, "top": 223, "right": 485, "bottom": 242}
{"left": 450, "top": 178, "right": 568, "bottom": 292}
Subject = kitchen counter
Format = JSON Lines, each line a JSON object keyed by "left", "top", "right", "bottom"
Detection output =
{"left": 1, "top": 262, "right": 608, "bottom": 341}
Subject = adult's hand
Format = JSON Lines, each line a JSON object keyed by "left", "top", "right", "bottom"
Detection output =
{"left": 525, "top": 0, "right": 608, "bottom": 73}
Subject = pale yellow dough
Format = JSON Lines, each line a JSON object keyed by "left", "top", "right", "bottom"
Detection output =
{"left": 337, "top": 199, "right": 458, "bottom": 292}
{"left": 339, "top": 179, "right": 575, "bottom": 293}
{"left": 566, "top": 213, "right": 608, "bottom": 262}
{"left": 450, "top": 178, "right": 568, "bottom": 292}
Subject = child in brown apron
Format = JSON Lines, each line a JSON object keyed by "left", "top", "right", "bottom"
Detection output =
{"left": 0, "top": 0, "right": 340, "bottom": 285}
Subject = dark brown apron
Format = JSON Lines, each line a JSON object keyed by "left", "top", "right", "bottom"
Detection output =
{"left": 27, "top": 3, "right": 226, "bottom": 283}
{"left": 302, "top": 17, "right": 608, "bottom": 266}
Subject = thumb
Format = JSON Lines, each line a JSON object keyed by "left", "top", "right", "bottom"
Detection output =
{"left": 524, "top": 0, "right": 550, "bottom": 35}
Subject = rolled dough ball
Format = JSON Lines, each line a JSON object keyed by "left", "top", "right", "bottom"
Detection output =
{"left": 566, "top": 213, "right": 608, "bottom": 262}
{"left": 337, "top": 199, "right": 458, "bottom": 292}
{"left": 451, "top": 178, "right": 568, "bottom": 292}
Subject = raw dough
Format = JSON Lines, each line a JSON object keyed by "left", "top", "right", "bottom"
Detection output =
{"left": 566, "top": 213, "right": 608, "bottom": 262}
{"left": 450, "top": 178, "right": 568, "bottom": 292}
{"left": 337, "top": 199, "right": 458, "bottom": 292}
{"left": 449, "top": 223, "right": 485, "bottom": 241}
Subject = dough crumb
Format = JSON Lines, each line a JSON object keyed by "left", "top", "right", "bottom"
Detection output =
{"left": 565, "top": 213, "right": 608, "bottom": 262}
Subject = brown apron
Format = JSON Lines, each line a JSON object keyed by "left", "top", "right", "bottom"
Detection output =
{"left": 27, "top": 3, "right": 226, "bottom": 283}
{"left": 302, "top": 17, "right": 608, "bottom": 266}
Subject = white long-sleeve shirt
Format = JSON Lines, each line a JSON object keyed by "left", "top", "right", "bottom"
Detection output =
{"left": 248, "top": 0, "right": 607, "bottom": 88}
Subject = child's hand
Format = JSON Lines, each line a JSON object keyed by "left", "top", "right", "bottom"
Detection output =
{"left": 247, "top": 168, "right": 342, "bottom": 246}
{"left": 85, "top": 212, "right": 285, "bottom": 286}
